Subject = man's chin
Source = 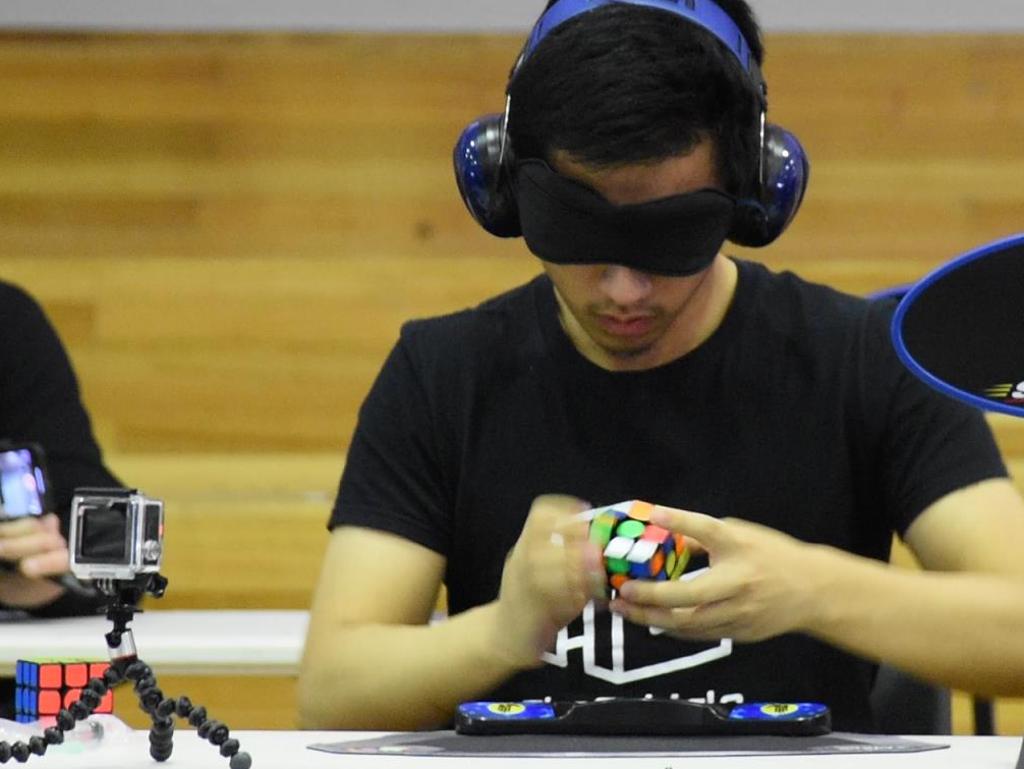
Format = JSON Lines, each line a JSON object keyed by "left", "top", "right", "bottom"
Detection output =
{"left": 595, "top": 335, "right": 658, "bottom": 361}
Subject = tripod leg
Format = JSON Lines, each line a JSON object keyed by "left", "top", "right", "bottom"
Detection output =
{"left": 124, "top": 660, "right": 252, "bottom": 769}
{"left": 124, "top": 660, "right": 174, "bottom": 762}
{"left": 176, "top": 697, "right": 253, "bottom": 769}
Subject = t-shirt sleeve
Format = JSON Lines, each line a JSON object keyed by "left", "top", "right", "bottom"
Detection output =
{"left": 329, "top": 325, "right": 454, "bottom": 557}
{"left": 868, "top": 300, "right": 1008, "bottom": 536}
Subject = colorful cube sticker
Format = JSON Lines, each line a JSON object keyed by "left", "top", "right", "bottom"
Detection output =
{"left": 586, "top": 500, "right": 690, "bottom": 594}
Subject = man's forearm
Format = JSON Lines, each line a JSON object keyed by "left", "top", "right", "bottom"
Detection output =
{"left": 298, "top": 601, "right": 529, "bottom": 730}
{"left": 808, "top": 546, "right": 1024, "bottom": 696}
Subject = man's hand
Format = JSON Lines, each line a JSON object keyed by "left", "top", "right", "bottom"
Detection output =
{"left": 609, "top": 505, "right": 828, "bottom": 643}
{"left": 0, "top": 514, "right": 69, "bottom": 607}
{"left": 492, "top": 495, "right": 607, "bottom": 667}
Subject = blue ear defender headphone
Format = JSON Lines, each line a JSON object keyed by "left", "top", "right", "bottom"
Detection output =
{"left": 453, "top": 0, "right": 810, "bottom": 248}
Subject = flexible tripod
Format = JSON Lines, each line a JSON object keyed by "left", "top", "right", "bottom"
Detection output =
{"left": 0, "top": 573, "right": 252, "bottom": 767}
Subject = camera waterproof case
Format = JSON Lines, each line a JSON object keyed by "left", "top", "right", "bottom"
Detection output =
{"left": 69, "top": 488, "right": 164, "bottom": 582}
{"left": 455, "top": 698, "right": 831, "bottom": 737}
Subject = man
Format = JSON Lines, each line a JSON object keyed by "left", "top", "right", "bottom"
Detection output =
{"left": 0, "top": 280, "right": 119, "bottom": 616}
{"left": 299, "top": 0, "right": 1024, "bottom": 732}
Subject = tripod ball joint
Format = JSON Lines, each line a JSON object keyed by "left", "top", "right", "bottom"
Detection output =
{"left": 229, "top": 752, "right": 253, "bottom": 769}
{"left": 187, "top": 706, "right": 208, "bottom": 728}
{"left": 150, "top": 718, "right": 174, "bottom": 738}
{"left": 125, "top": 661, "right": 152, "bottom": 682}
{"left": 135, "top": 676, "right": 158, "bottom": 694}
{"left": 9, "top": 741, "right": 30, "bottom": 762}
{"left": 68, "top": 701, "right": 92, "bottom": 721}
{"left": 201, "top": 721, "right": 230, "bottom": 746}
{"left": 78, "top": 688, "right": 102, "bottom": 710}
{"left": 103, "top": 666, "right": 124, "bottom": 687}
{"left": 197, "top": 719, "right": 218, "bottom": 740}
{"left": 141, "top": 687, "right": 165, "bottom": 712}
{"left": 55, "top": 710, "right": 75, "bottom": 731}
{"left": 175, "top": 696, "right": 193, "bottom": 717}
{"left": 156, "top": 698, "right": 177, "bottom": 719}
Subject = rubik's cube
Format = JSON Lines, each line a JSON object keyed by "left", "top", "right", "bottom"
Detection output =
{"left": 14, "top": 659, "right": 114, "bottom": 724}
{"left": 587, "top": 500, "right": 690, "bottom": 594}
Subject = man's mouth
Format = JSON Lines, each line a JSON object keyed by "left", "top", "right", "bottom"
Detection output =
{"left": 596, "top": 314, "right": 657, "bottom": 338}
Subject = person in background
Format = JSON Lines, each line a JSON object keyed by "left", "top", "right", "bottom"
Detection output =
{"left": 0, "top": 280, "right": 120, "bottom": 717}
{"left": 0, "top": 279, "right": 120, "bottom": 615}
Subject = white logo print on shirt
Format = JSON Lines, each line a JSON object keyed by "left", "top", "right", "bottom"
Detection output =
{"left": 541, "top": 568, "right": 734, "bottom": 685}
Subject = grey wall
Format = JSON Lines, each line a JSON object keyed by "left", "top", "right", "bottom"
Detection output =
{"left": 1, "top": 0, "right": 1024, "bottom": 33}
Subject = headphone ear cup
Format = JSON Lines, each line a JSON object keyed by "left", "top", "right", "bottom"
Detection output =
{"left": 729, "top": 124, "right": 810, "bottom": 248}
{"left": 453, "top": 113, "right": 522, "bottom": 238}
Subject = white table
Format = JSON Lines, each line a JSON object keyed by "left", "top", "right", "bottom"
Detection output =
{"left": 0, "top": 610, "right": 308, "bottom": 676}
{"left": 12, "top": 731, "right": 1023, "bottom": 769}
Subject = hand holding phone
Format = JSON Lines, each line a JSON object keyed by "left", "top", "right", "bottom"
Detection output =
{"left": 0, "top": 443, "right": 50, "bottom": 521}
{"left": 0, "top": 442, "right": 64, "bottom": 576}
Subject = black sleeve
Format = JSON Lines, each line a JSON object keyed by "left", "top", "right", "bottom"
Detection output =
{"left": 329, "top": 324, "right": 454, "bottom": 557}
{"left": 867, "top": 300, "right": 1008, "bottom": 536}
{"left": 0, "top": 282, "right": 120, "bottom": 616}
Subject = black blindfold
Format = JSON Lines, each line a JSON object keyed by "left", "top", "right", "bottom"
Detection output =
{"left": 515, "top": 159, "right": 736, "bottom": 277}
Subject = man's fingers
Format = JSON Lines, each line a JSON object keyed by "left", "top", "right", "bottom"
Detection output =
{"left": 527, "top": 495, "right": 590, "bottom": 541}
{"left": 0, "top": 516, "right": 44, "bottom": 538}
{"left": 21, "top": 547, "right": 70, "bottom": 578}
{"left": 616, "top": 566, "right": 737, "bottom": 608}
{"left": 573, "top": 539, "right": 610, "bottom": 601}
{"left": 0, "top": 529, "right": 66, "bottom": 562}
{"left": 651, "top": 506, "right": 727, "bottom": 550}
{"left": 39, "top": 513, "right": 62, "bottom": 533}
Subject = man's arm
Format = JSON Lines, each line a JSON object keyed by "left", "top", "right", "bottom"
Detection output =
{"left": 818, "top": 476, "right": 1024, "bottom": 695}
{"left": 298, "top": 497, "right": 605, "bottom": 730}
{"left": 609, "top": 479, "right": 1024, "bottom": 696}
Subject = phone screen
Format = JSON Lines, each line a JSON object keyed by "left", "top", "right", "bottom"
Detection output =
{"left": 0, "top": 447, "right": 47, "bottom": 520}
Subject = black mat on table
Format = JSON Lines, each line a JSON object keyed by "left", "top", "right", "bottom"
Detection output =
{"left": 309, "top": 731, "right": 946, "bottom": 758}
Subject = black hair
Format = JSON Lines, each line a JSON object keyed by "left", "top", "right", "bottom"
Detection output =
{"left": 508, "top": 0, "right": 764, "bottom": 197}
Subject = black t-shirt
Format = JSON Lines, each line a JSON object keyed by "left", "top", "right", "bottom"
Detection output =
{"left": 0, "top": 280, "right": 119, "bottom": 617}
{"left": 330, "top": 259, "right": 1006, "bottom": 731}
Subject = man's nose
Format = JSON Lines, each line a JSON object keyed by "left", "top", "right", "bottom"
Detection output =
{"left": 599, "top": 265, "right": 653, "bottom": 306}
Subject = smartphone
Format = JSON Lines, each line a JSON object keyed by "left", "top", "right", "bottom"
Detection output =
{"left": 0, "top": 443, "right": 51, "bottom": 522}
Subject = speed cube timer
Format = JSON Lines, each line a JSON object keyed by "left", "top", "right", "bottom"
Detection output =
{"left": 587, "top": 500, "right": 690, "bottom": 594}
{"left": 14, "top": 659, "right": 114, "bottom": 724}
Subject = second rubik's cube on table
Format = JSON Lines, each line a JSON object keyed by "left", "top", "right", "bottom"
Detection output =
{"left": 587, "top": 500, "right": 690, "bottom": 594}
{"left": 14, "top": 659, "right": 114, "bottom": 724}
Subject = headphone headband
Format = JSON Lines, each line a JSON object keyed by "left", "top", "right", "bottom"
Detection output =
{"left": 517, "top": 0, "right": 765, "bottom": 104}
